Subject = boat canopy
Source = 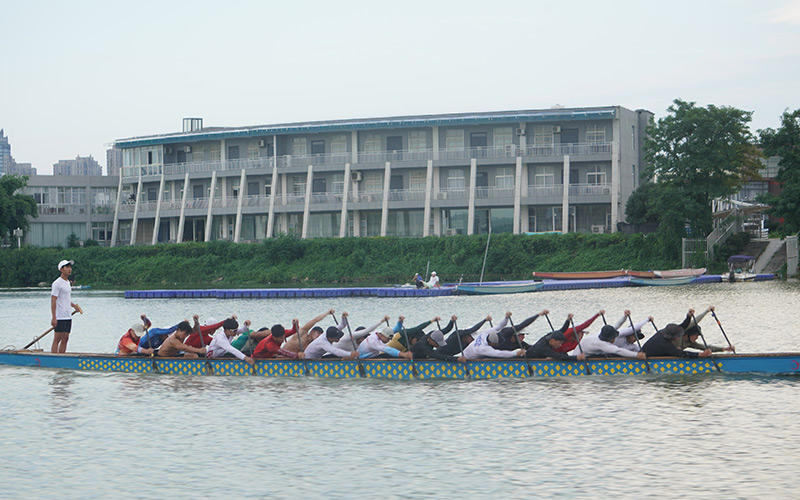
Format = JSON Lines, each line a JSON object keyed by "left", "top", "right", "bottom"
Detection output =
{"left": 727, "top": 255, "right": 755, "bottom": 263}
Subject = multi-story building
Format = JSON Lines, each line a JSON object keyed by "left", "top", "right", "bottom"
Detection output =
{"left": 1, "top": 129, "right": 11, "bottom": 176}
{"left": 111, "top": 106, "right": 652, "bottom": 246}
{"left": 106, "top": 148, "right": 123, "bottom": 176}
{"left": 53, "top": 155, "right": 103, "bottom": 176}
{"left": 22, "top": 175, "right": 118, "bottom": 247}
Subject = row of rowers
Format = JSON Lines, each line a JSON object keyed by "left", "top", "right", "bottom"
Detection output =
{"left": 115, "top": 306, "right": 733, "bottom": 364}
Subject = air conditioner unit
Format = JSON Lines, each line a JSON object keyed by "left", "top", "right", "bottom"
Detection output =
{"left": 552, "top": 126, "right": 561, "bottom": 133}
{"left": 165, "top": 147, "right": 173, "bottom": 154}
{"left": 258, "top": 139, "right": 266, "bottom": 148}
{"left": 183, "top": 146, "right": 192, "bottom": 153}
{"left": 351, "top": 171, "right": 362, "bottom": 182}
{"left": 516, "top": 128, "right": 526, "bottom": 136}
{"left": 591, "top": 225, "right": 605, "bottom": 234}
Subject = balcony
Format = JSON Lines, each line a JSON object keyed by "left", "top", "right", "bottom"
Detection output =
{"left": 524, "top": 142, "right": 612, "bottom": 157}
{"left": 357, "top": 149, "right": 434, "bottom": 164}
{"left": 476, "top": 186, "right": 515, "bottom": 199}
{"left": 388, "top": 189, "right": 427, "bottom": 202}
{"left": 568, "top": 183, "right": 611, "bottom": 196}
{"left": 435, "top": 189, "right": 469, "bottom": 201}
{"left": 527, "top": 185, "right": 564, "bottom": 197}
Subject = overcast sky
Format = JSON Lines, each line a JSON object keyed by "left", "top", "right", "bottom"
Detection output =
{"left": 1, "top": 0, "right": 799, "bottom": 175}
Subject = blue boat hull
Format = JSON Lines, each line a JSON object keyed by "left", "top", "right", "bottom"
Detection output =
{"left": 2, "top": 351, "right": 798, "bottom": 379}
{"left": 457, "top": 282, "right": 544, "bottom": 295}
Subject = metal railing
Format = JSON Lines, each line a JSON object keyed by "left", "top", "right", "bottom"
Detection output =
{"left": 388, "top": 189, "right": 427, "bottom": 202}
{"left": 435, "top": 189, "right": 469, "bottom": 200}
{"left": 524, "top": 142, "right": 612, "bottom": 156}
{"left": 475, "top": 187, "right": 515, "bottom": 198}
{"left": 527, "top": 185, "right": 564, "bottom": 197}
{"left": 568, "top": 183, "right": 611, "bottom": 196}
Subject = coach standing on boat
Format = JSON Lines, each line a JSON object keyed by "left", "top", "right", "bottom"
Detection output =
{"left": 51, "top": 259, "right": 81, "bottom": 354}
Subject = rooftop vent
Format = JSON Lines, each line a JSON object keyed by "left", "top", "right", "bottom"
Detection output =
{"left": 182, "top": 118, "right": 203, "bottom": 133}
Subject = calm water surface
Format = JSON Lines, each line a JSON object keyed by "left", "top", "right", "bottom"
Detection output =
{"left": 1, "top": 281, "right": 800, "bottom": 499}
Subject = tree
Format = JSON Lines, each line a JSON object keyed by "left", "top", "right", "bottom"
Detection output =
{"left": 0, "top": 175, "right": 37, "bottom": 241}
{"left": 645, "top": 99, "right": 763, "bottom": 252}
{"left": 759, "top": 108, "right": 800, "bottom": 233}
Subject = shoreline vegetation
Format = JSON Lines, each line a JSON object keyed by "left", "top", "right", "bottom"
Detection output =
{"left": 0, "top": 233, "right": 747, "bottom": 288}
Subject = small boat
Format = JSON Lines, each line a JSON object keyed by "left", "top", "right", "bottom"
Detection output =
{"left": 630, "top": 276, "right": 695, "bottom": 286}
{"left": 727, "top": 255, "right": 757, "bottom": 282}
{"left": 1, "top": 350, "right": 799, "bottom": 378}
{"left": 531, "top": 270, "right": 627, "bottom": 280}
{"left": 653, "top": 268, "right": 707, "bottom": 278}
{"left": 457, "top": 282, "right": 544, "bottom": 295}
{"left": 626, "top": 270, "right": 656, "bottom": 278}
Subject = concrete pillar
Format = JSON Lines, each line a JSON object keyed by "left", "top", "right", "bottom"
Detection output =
{"left": 266, "top": 162, "right": 278, "bottom": 238}
{"left": 205, "top": 171, "right": 217, "bottom": 242}
{"left": 302, "top": 165, "right": 313, "bottom": 239}
{"left": 130, "top": 174, "right": 143, "bottom": 245}
{"left": 423, "top": 159, "right": 433, "bottom": 237}
{"left": 110, "top": 174, "right": 124, "bottom": 247}
{"left": 432, "top": 126, "right": 439, "bottom": 161}
{"left": 467, "top": 159, "right": 477, "bottom": 235}
{"left": 513, "top": 156, "right": 522, "bottom": 234}
{"left": 611, "top": 136, "right": 620, "bottom": 233}
{"left": 380, "top": 162, "right": 390, "bottom": 237}
{"left": 177, "top": 173, "right": 189, "bottom": 243}
{"left": 787, "top": 235, "right": 798, "bottom": 277}
{"left": 432, "top": 165, "right": 441, "bottom": 236}
{"left": 151, "top": 173, "right": 166, "bottom": 245}
{"left": 234, "top": 168, "right": 246, "bottom": 242}
{"left": 340, "top": 163, "right": 351, "bottom": 237}
{"left": 562, "top": 155, "right": 570, "bottom": 234}
{"left": 351, "top": 131, "right": 359, "bottom": 164}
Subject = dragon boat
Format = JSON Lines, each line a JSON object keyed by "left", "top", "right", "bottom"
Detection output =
{"left": 1, "top": 351, "right": 799, "bottom": 379}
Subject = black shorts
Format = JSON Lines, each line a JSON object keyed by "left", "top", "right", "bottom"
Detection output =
{"left": 55, "top": 319, "right": 72, "bottom": 333}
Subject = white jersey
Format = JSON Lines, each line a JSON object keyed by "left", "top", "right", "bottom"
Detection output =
{"left": 51, "top": 277, "right": 72, "bottom": 320}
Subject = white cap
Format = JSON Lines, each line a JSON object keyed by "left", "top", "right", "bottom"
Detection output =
{"left": 431, "top": 271, "right": 437, "bottom": 275}
{"left": 58, "top": 259, "right": 74, "bottom": 270}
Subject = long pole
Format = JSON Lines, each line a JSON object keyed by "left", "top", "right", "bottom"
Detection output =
{"left": 691, "top": 313, "right": 721, "bottom": 372}
{"left": 710, "top": 311, "right": 735, "bottom": 353}
{"left": 142, "top": 314, "right": 160, "bottom": 374}
{"left": 508, "top": 316, "right": 533, "bottom": 376}
{"left": 569, "top": 317, "right": 592, "bottom": 375}
{"left": 452, "top": 318, "right": 470, "bottom": 379}
{"left": 400, "top": 323, "right": 418, "bottom": 377}
{"left": 343, "top": 315, "right": 366, "bottom": 378}
{"left": 479, "top": 224, "right": 491, "bottom": 284}
{"left": 194, "top": 317, "right": 214, "bottom": 375}
{"left": 24, "top": 309, "right": 79, "bottom": 350}
{"left": 626, "top": 315, "right": 650, "bottom": 373}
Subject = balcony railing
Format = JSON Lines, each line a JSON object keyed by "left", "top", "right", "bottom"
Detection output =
{"left": 310, "top": 192, "right": 345, "bottom": 204}
{"left": 527, "top": 185, "right": 563, "bottom": 197}
{"left": 524, "top": 142, "right": 612, "bottom": 156}
{"left": 568, "top": 183, "right": 611, "bottom": 196}
{"left": 388, "top": 189, "right": 427, "bottom": 202}
{"left": 476, "top": 186, "right": 515, "bottom": 199}
{"left": 357, "top": 149, "right": 434, "bottom": 163}
{"left": 352, "top": 191, "right": 384, "bottom": 203}
{"left": 435, "top": 189, "right": 469, "bottom": 200}
{"left": 36, "top": 204, "right": 89, "bottom": 215}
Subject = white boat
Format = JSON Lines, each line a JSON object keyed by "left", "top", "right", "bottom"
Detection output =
{"left": 727, "top": 255, "right": 757, "bottom": 282}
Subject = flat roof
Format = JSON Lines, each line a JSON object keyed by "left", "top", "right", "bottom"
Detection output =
{"left": 114, "top": 106, "right": 624, "bottom": 148}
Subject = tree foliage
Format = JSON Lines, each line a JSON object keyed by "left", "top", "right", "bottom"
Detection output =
{"left": 642, "top": 99, "right": 763, "bottom": 255}
{"left": 0, "top": 175, "right": 37, "bottom": 240}
{"left": 759, "top": 108, "right": 800, "bottom": 233}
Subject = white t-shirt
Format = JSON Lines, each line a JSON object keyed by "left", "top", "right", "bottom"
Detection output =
{"left": 51, "top": 277, "right": 72, "bottom": 320}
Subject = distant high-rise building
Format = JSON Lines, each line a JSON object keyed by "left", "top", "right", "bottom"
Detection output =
{"left": 0, "top": 129, "right": 11, "bottom": 176}
{"left": 8, "top": 162, "right": 37, "bottom": 176}
{"left": 106, "top": 148, "right": 123, "bottom": 176}
{"left": 53, "top": 155, "right": 103, "bottom": 176}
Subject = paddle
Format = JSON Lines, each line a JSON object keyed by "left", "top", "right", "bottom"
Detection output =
{"left": 710, "top": 310, "right": 736, "bottom": 353}
{"left": 25, "top": 309, "right": 81, "bottom": 350}
{"left": 451, "top": 318, "right": 470, "bottom": 379}
{"left": 342, "top": 315, "right": 366, "bottom": 377}
{"left": 569, "top": 317, "right": 592, "bottom": 375}
{"left": 600, "top": 312, "right": 607, "bottom": 325}
{"left": 626, "top": 314, "right": 650, "bottom": 373}
{"left": 544, "top": 313, "right": 554, "bottom": 332}
{"left": 193, "top": 315, "right": 214, "bottom": 375}
{"left": 141, "top": 314, "right": 160, "bottom": 374}
{"left": 691, "top": 313, "right": 721, "bottom": 372}
{"left": 400, "top": 323, "right": 418, "bottom": 377}
{"left": 508, "top": 316, "right": 533, "bottom": 376}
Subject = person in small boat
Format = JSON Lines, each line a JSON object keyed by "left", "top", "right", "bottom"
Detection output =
{"left": 252, "top": 324, "right": 304, "bottom": 359}
{"left": 51, "top": 259, "right": 81, "bottom": 353}
{"left": 569, "top": 324, "right": 647, "bottom": 359}
{"left": 674, "top": 307, "right": 734, "bottom": 353}
{"left": 425, "top": 271, "right": 440, "bottom": 289}
{"left": 463, "top": 312, "right": 526, "bottom": 359}
{"left": 526, "top": 314, "right": 587, "bottom": 361}
{"left": 437, "top": 315, "right": 490, "bottom": 356}
{"left": 552, "top": 310, "right": 605, "bottom": 353}
{"left": 613, "top": 315, "right": 651, "bottom": 352}
{"left": 282, "top": 309, "right": 338, "bottom": 353}
{"left": 413, "top": 273, "right": 425, "bottom": 289}
{"left": 205, "top": 317, "right": 255, "bottom": 365}
{"left": 641, "top": 323, "right": 711, "bottom": 358}
{"left": 137, "top": 317, "right": 180, "bottom": 352}
{"left": 230, "top": 319, "right": 272, "bottom": 356}
{"left": 358, "top": 326, "right": 413, "bottom": 359}
{"left": 410, "top": 329, "right": 466, "bottom": 363}
{"left": 492, "top": 310, "right": 550, "bottom": 352}
{"left": 304, "top": 315, "right": 359, "bottom": 359}
{"left": 331, "top": 315, "right": 390, "bottom": 351}
{"left": 386, "top": 315, "right": 441, "bottom": 352}
{"left": 184, "top": 316, "right": 224, "bottom": 349}
{"left": 158, "top": 321, "right": 207, "bottom": 358}
{"left": 116, "top": 316, "right": 154, "bottom": 356}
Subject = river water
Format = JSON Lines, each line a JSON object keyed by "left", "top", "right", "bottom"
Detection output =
{"left": 1, "top": 281, "right": 800, "bottom": 499}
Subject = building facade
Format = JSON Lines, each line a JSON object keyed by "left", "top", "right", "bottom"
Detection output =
{"left": 22, "top": 175, "right": 118, "bottom": 247}
{"left": 53, "top": 155, "right": 103, "bottom": 176}
{"left": 106, "top": 148, "right": 123, "bottom": 176}
{"left": 111, "top": 106, "right": 652, "bottom": 246}
{"left": 1, "top": 129, "right": 12, "bottom": 176}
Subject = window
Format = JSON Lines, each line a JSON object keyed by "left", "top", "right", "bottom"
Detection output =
{"left": 292, "top": 176, "right": 306, "bottom": 195}
{"left": 292, "top": 138, "right": 306, "bottom": 156}
{"left": 331, "top": 135, "right": 347, "bottom": 154}
{"left": 470, "top": 132, "right": 487, "bottom": 148}
{"left": 446, "top": 169, "right": 465, "bottom": 190}
{"left": 533, "top": 126, "right": 554, "bottom": 147}
{"left": 331, "top": 173, "right": 344, "bottom": 194}
{"left": 364, "top": 171, "right": 383, "bottom": 192}
{"left": 409, "top": 171, "right": 426, "bottom": 191}
{"left": 586, "top": 165, "right": 607, "bottom": 185}
{"left": 248, "top": 181, "right": 260, "bottom": 196}
{"left": 364, "top": 134, "right": 381, "bottom": 153}
{"left": 210, "top": 144, "right": 221, "bottom": 161}
{"left": 586, "top": 125, "right": 606, "bottom": 144}
{"left": 445, "top": 129, "right": 464, "bottom": 150}
{"left": 494, "top": 127, "right": 513, "bottom": 148}
{"left": 409, "top": 131, "right": 426, "bottom": 151}
{"left": 534, "top": 166, "right": 555, "bottom": 186}
{"left": 192, "top": 147, "right": 204, "bottom": 163}
{"left": 247, "top": 141, "right": 259, "bottom": 159}
{"left": 92, "top": 222, "right": 113, "bottom": 241}
{"left": 311, "top": 140, "right": 325, "bottom": 155}
{"left": 496, "top": 167, "right": 514, "bottom": 189}
{"left": 227, "top": 146, "right": 240, "bottom": 160}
